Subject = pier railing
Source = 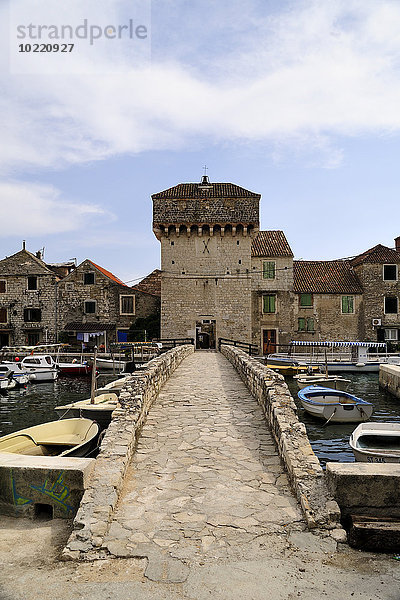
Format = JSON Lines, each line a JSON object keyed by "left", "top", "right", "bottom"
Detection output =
{"left": 218, "top": 338, "right": 259, "bottom": 356}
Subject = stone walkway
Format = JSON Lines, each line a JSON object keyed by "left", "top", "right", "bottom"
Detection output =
{"left": 103, "top": 352, "right": 304, "bottom": 580}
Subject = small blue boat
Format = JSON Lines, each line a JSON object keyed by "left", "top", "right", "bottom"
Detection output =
{"left": 298, "top": 385, "right": 373, "bottom": 423}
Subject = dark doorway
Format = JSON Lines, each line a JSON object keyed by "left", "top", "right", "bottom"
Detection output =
{"left": 0, "top": 333, "right": 9, "bottom": 348}
{"left": 263, "top": 329, "right": 277, "bottom": 354}
{"left": 196, "top": 320, "right": 216, "bottom": 349}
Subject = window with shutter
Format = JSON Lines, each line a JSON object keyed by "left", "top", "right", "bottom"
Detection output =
{"left": 263, "top": 295, "right": 276, "bottom": 314}
{"left": 262, "top": 261, "right": 276, "bottom": 279}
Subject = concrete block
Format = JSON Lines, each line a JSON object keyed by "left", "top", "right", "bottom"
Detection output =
{"left": 327, "top": 462, "right": 400, "bottom": 518}
{"left": 0, "top": 453, "right": 94, "bottom": 519}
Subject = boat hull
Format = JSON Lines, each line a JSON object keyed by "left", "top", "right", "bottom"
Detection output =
{"left": 0, "top": 418, "right": 99, "bottom": 457}
{"left": 295, "top": 375, "right": 350, "bottom": 391}
{"left": 55, "top": 393, "right": 118, "bottom": 429}
{"left": 350, "top": 423, "right": 400, "bottom": 463}
{"left": 298, "top": 386, "right": 373, "bottom": 423}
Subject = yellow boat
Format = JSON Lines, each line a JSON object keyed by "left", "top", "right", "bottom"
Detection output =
{"left": 0, "top": 418, "right": 99, "bottom": 457}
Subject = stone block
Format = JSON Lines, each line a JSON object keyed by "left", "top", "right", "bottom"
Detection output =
{"left": 0, "top": 453, "right": 94, "bottom": 519}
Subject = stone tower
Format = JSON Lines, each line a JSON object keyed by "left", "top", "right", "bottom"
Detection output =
{"left": 152, "top": 176, "right": 260, "bottom": 348}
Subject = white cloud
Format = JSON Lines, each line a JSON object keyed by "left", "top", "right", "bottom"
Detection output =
{"left": 0, "top": 181, "right": 110, "bottom": 236}
{"left": 1, "top": 0, "right": 400, "bottom": 173}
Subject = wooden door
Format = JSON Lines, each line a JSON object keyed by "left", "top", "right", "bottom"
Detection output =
{"left": 263, "top": 329, "right": 277, "bottom": 355}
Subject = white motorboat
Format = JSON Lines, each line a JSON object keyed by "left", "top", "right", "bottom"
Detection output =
{"left": 349, "top": 422, "right": 400, "bottom": 463}
{"left": 294, "top": 373, "right": 350, "bottom": 390}
{"left": 0, "top": 364, "right": 29, "bottom": 387}
{"left": 20, "top": 355, "right": 58, "bottom": 382}
{"left": 298, "top": 385, "right": 373, "bottom": 423}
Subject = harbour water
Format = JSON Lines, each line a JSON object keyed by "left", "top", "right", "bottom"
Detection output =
{"left": 286, "top": 372, "right": 400, "bottom": 467}
{"left": 1, "top": 370, "right": 399, "bottom": 469}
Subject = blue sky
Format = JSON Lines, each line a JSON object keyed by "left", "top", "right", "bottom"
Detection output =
{"left": 1, "top": 0, "right": 400, "bottom": 283}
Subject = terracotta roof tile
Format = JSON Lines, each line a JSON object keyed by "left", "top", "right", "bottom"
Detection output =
{"left": 152, "top": 183, "right": 261, "bottom": 199}
{"left": 252, "top": 231, "right": 293, "bottom": 257}
{"left": 132, "top": 269, "right": 161, "bottom": 297}
{"left": 350, "top": 244, "right": 400, "bottom": 267}
{"left": 294, "top": 261, "right": 363, "bottom": 294}
{"left": 88, "top": 260, "right": 128, "bottom": 287}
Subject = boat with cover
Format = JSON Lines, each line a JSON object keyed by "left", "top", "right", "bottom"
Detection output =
{"left": 349, "top": 422, "right": 400, "bottom": 463}
{"left": 0, "top": 418, "right": 99, "bottom": 457}
{"left": 55, "top": 393, "right": 119, "bottom": 429}
{"left": 298, "top": 385, "right": 373, "bottom": 423}
{"left": 270, "top": 341, "right": 400, "bottom": 373}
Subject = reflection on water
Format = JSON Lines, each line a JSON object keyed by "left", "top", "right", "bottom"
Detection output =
{"left": 286, "top": 373, "right": 400, "bottom": 468}
{"left": 0, "top": 373, "right": 116, "bottom": 437}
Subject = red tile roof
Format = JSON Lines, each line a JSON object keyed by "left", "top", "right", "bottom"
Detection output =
{"left": 294, "top": 261, "right": 363, "bottom": 294}
{"left": 252, "top": 231, "right": 293, "bottom": 257}
{"left": 350, "top": 244, "right": 400, "bottom": 267}
{"left": 88, "top": 260, "right": 127, "bottom": 287}
{"left": 152, "top": 183, "right": 261, "bottom": 199}
{"left": 132, "top": 269, "right": 161, "bottom": 297}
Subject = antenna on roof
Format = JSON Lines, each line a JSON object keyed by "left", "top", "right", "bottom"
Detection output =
{"left": 200, "top": 165, "right": 210, "bottom": 186}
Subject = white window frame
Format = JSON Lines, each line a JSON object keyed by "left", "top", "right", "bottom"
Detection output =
{"left": 120, "top": 295, "right": 135, "bottom": 315}
{"left": 84, "top": 300, "right": 96, "bottom": 314}
{"left": 0, "top": 280, "right": 6, "bottom": 294}
{"left": 383, "top": 264, "right": 398, "bottom": 282}
{"left": 385, "top": 328, "right": 398, "bottom": 341}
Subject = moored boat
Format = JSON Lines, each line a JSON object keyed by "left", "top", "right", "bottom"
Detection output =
{"left": 55, "top": 393, "right": 119, "bottom": 429}
{"left": 298, "top": 385, "right": 373, "bottom": 423}
{"left": 349, "top": 422, "right": 400, "bottom": 463}
{"left": 294, "top": 373, "right": 350, "bottom": 390}
{"left": 0, "top": 418, "right": 99, "bottom": 457}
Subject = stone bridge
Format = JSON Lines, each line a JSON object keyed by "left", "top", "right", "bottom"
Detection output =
{"left": 63, "top": 344, "right": 345, "bottom": 577}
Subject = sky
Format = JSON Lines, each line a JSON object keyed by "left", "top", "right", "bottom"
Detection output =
{"left": 1, "top": 0, "right": 400, "bottom": 284}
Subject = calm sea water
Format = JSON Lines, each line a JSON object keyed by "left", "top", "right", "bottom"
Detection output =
{"left": 1, "top": 370, "right": 399, "bottom": 469}
{"left": 286, "top": 373, "right": 400, "bottom": 467}
{"left": 0, "top": 373, "right": 116, "bottom": 437}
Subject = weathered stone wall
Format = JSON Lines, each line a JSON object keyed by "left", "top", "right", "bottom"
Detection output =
{"left": 62, "top": 343, "right": 194, "bottom": 560}
{"left": 160, "top": 231, "right": 253, "bottom": 343}
{"left": 293, "top": 293, "right": 362, "bottom": 341}
{"left": 58, "top": 260, "right": 159, "bottom": 344}
{"left": 220, "top": 344, "right": 342, "bottom": 532}
{"left": 379, "top": 364, "right": 400, "bottom": 398}
{"left": 0, "top": 250, "right": 58, "bottom": 346}
{"left": 354, "top": 263, "right": 400, "bottom": 340}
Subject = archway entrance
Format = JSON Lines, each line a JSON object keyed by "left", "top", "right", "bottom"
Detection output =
{"left": 196, "top": 320, "right": 216, "bottom": 349}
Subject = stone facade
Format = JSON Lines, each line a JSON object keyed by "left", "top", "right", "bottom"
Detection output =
{"left": 153, "top": 178, "right": 260, "bottom": 347}
{"left": 58, "top": 260, "right": 159, "bottom": 349}
{"left": 0, "top": 249, "right": 59, "bottom": 347}
{"left": 153, "top": 178, "right": 400, "bottom": 352}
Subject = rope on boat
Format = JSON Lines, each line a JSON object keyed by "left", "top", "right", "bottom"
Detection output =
{"left": 323, "top": 407, "right": 337, "bottom": 426}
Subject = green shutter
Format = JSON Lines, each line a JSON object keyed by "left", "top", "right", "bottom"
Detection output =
{"left": 263, "top": 295, "right": 276, "bottom": 313}
{"left": 342, "top": 296, "right": 354, "bottom": 314}
{"left": 300, "top": 293, "right": 312, "bottom": 307}
{"left": 298, "top": 318, "right": 305, "bottom": 331}
{"left": 263, "top": 261, "right": 275, "bottom": 279}
{"left": 307, "top": 318, "right": 314, "bottom": 332}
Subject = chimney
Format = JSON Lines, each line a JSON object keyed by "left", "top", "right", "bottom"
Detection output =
{"left": 395, "top": 236, "right": 400, "bottom": 252}
{"left": 22, "top": 240, "right": 26, "bottom": 250}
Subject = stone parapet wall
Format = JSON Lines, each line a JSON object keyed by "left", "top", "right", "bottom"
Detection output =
{"left": 62, "top": 343, "right": 195, "bottom": 560}
{"left": 220, "top": 344, "right": 342, "bottom": 531}
{"left": 379, "top": 364, "right": 400, "bottom": 399}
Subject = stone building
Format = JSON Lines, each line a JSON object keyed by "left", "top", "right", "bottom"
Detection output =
{"left": 251, "top": 231, "right": 294, "bottom": 353}
{"left": 58, "top": 259, "right": 159, "bottom": 350}
{"left": 0, "top": 247, "right": 59, "bottom": 347}
{"left": 350, "top": 239, "right": 400, "bottom": 344}
{"left": 153, "top": 176, "right": 400, "bottom": 352}
{"left": 152, "top": 176, "right": 260, "bottom": 348}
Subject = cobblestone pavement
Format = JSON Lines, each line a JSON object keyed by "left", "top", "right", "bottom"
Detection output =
{"left": 103, "top": 351, "right": 305, "bottom": 580}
